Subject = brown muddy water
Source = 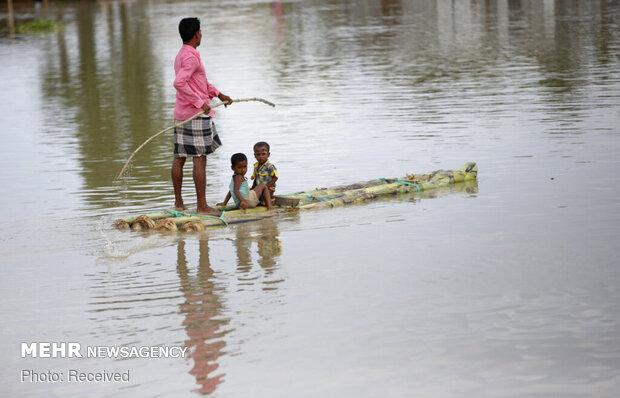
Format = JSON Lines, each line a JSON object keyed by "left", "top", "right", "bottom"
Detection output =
{"left": 1, "top": 0, "right": 619, "bottom": 397}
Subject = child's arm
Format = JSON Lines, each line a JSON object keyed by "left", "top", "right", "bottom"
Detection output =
{"left": 232, "top": 175, "right": 248, "bottom": 210}
{"left": 268, "top": 164, "right": 278, "bottom": 189}
{"left": 267, "top": 176, "right": 278, "bottom": 189}
{"left": 251, "top": 167, "right": 257, "bottom": 188}
{"left": 216, "top": 191, "right": 231, "bottom": 207}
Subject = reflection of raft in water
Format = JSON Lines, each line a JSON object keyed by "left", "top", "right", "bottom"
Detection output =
{"left": 115, "top": 162, "right": 478, "bottom": 232}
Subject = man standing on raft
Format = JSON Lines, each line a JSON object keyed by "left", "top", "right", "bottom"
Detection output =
{"left": 172, "top": 17, "right": 232, "bottom": 216}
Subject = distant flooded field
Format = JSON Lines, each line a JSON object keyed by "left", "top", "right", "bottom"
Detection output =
{"left": 1, "top": 0, "right": 619, "bottom": 397}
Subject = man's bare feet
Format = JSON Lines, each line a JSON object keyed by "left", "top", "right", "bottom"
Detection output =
{"left": 175, "top": 203, "right": 187, "bottom": 211}
{"left": 196, "top": 206, "right": 222, "bottom": 216}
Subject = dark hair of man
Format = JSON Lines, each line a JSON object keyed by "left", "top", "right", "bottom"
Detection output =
{"left": 231, "top": 153, "right": 247, "bottom": 166}
{"left": 179, "top": 18, "right": 201, "bottom": 43}
{"left": 253, "top": 141, "right": 270, "bottom": 151}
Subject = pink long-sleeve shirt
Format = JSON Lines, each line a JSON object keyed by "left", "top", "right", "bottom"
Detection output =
{"left": 173, "top": 44, "right": 220, "bottom": 120}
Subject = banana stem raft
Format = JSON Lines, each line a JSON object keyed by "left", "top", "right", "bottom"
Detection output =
{"left": 114, "top": 162, "right": 478, "bottom": 232}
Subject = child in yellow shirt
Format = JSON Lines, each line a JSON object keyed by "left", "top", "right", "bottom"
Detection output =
{"left": 251, "top": 142, "right": 278, "bottom": 204}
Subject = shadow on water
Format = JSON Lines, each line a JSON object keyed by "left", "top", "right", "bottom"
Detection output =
{"left": 509, "top": 0, "right": 617, "bottom": 93}
{"left": 37, "top": 1, "right": 169, "bottom": 206}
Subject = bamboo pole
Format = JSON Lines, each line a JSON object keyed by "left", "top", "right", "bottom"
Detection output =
{"left": 116, "top": 97, "right": 275, "bottom": 180}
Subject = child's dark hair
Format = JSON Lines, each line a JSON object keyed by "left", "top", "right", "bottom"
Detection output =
{"left": 179, "top": 18, "right": 200, "bottom": 43}
{"left": 253, "top": 141, "right": 270, "bottom": 151}
{"left": 231, "top": 153, "right": 247, "bottom": 166}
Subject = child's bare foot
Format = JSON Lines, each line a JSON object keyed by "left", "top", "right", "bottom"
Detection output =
{"left": 197, "top": 206, "right": 222, "bottom": 216}
{"left": 175, "top": 202, "right": 187, "bottom": 211}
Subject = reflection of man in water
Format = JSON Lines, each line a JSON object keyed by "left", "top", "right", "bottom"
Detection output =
{"left": 176, "top": 238, "right": 227, "bottom": 394}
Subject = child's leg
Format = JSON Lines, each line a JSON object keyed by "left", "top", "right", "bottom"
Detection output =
{"left": 252, "top": 184, "right": 274, "bottom": 210}
{"left": 259, "top": 187, "right": 275, "bottom": 206}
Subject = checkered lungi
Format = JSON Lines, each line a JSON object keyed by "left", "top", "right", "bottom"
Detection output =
{"left": 173, "top": 116, "right": 222, "bottom": 158}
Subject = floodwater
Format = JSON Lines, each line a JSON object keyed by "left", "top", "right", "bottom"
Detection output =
{"left": 1, "top": 0, "right": 619, "bottom": 396}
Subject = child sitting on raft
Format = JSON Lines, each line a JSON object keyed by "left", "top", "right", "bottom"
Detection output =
{"left": 251, "top": 141, "right": 278, "bottom": 202}
{"left": 218, "top": 153, "right": 274, "bottom": 210}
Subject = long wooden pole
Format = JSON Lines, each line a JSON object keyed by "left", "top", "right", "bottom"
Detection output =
{"left": 116, "top": 97, "right": 275, "bottom": 180}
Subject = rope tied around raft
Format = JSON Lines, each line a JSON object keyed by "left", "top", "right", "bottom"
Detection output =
{"left": 187, "top": 211, "right": 229, "bottom": 227}
{"left": 396, "top": 179, "right": 421, "bottom": 193}
{"left": 162, "top": 209, "right": 229, "bottom": 227}
{"left": 164, "top": 210, "right": 186, "bottom": 218}
{"left": 376, "top": 178, "right": 421, "bottom": 193}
